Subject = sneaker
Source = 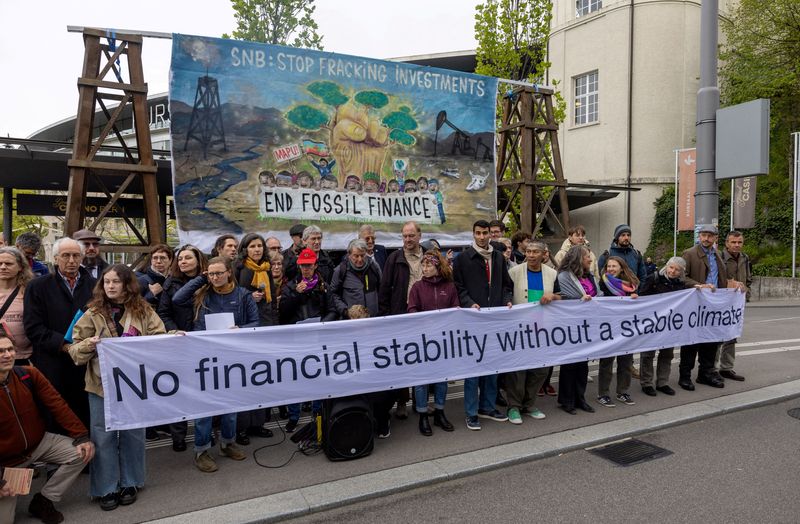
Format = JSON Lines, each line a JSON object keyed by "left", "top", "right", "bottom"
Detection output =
{"left": 220, "top": 443, "right": 247, "bottom": 461}
{"left": 285, "top": 419, "right": 298, "bottom": 433}
{"left": 377, "top": 420, "right": 391, "bottom": 439}
{"left": 28, "top": 492, "right": 65, "bottom": 523}
{"left": 507, "top": 407, "right": 523, "bottom": 425}
{"left": 597, "top": 395, "right": 616, "bottom": 408}
{"left": 119, "top": 486, "right": 138, "bottom": 506}
{"left": 477, "top": 409, "right": 508, "bottom": 422}
{"left": 545, "top": 384, "right": 557, "bottom": 396}
{"left": 525, "top": 407, "right": 546, "bottom": 420}
{"left": 465, "top": 416, "right": 481, "bottom": 431}
{"left": 616, "top": 393, "right": 636, "bottom": 406}
{"left": 99, "top": 492, "right": 119, "bottom": 512}
{"left": 194, "top": 451, "right": 218, "bottom": 473}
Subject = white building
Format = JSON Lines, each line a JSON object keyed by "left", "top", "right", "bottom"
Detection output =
{"left": 548, "top": 0, "right": 734, "bottom": 252}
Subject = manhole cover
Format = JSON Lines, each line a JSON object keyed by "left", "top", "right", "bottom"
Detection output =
{"left": 788, "top": 408, "right": 800, "bottom": 420}
{"left": 589, "top": 439, "right": 672, "bottom": 467}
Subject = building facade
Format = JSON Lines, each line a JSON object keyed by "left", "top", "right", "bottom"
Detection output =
{"left": 548, "top": 0, "right": 734, "bottom": 254}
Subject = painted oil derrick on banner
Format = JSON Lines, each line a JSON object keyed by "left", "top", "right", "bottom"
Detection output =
{"left": 169, "top": 34, "right": 499, "bottom": 251}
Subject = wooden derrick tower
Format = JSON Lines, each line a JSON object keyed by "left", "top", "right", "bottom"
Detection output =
{"left": 64, "top": 28, "right": 162, "bottom": 250}
{"left": 496, "top": 85, "right": 570, "bottom": 238}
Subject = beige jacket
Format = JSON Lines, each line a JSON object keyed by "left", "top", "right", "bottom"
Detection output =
{"left": 69, "top": 306, "right": 166, "bottom": 397}
{"left": 553, "top": 238, "right": 599, "bottom": 276}
{"left": 509, "top": 263, "right": 558, "bottom": 305}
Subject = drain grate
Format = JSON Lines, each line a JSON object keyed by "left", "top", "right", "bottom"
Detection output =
{"left": 788, "top": 408, "right": 800, "bottom": 420}
{"left": 589, "top": 438, "right": 672, "bottom": 467}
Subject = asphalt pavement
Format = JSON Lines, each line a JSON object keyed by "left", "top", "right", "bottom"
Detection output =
{"left": 11, "top": 303, "right": 800, "bottom": 523}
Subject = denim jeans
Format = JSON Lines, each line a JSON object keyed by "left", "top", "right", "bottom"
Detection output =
{"left": 194, "top": 413, "right": 236, "bottom": 453}
{"left": 88, "top": 393, "right": 145, "bottom": 497}
{"left": 414, "top": 382, "right": 448, "bottom": 413}
{"left": 463, "top": 374, "right": 498, "bottom": 417}
{"left": 287, "top": 400, "right": 322, "bottom": 422}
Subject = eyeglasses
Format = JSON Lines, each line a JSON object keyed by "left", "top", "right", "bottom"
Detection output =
{"left": 207, "top": 271, "right": 228, "bottom": 278}
{"left": 0, "top": 347, "right": 15, "bottom": 355}
{"left": 59, "top": 253, "right": 82, "bottom": 260}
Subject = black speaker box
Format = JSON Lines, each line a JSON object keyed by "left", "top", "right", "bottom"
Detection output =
{"left": 322, "top": 396, "right": 374, "bottom": 461}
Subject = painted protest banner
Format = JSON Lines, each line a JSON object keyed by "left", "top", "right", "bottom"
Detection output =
{"left": 98, "top": 289, "right": 745, "bottom": 430}
{"left": 169, "top": 34, "right": 499, "bottom": 251}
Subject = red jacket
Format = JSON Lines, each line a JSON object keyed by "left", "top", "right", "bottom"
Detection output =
{"left": 1, "top": 366, "right": 88, "bottom": 467}
{"left": 407, "top": 277, "right": 460, "bottom": 313}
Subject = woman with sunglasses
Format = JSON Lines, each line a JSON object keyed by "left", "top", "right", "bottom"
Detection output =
{"left": 156, "top": 244, "right": 208, "bottom": 452}
{"left": 172, "top": 256, "right": 259, "bottom": 473}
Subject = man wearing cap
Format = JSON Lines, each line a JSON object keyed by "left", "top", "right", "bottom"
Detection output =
{"left": 679, "top": 224, "right": 729, "bottom": 390}
{"left": 598, "top": 224, "right": 647, "bottom": 285}
{"left": 282, "top": 224, "right": 307, "bottom": 279}
{"left": 71, "top": 229, "right": 108, "bottom": 280}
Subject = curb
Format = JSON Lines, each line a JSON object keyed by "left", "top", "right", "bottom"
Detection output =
{"left": 146, "top": 379, "right": 800, "bottom": 524}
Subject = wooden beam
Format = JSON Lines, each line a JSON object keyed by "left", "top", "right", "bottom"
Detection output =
{"left": 67, "top": 159, "right": 157, "bottom": 173}
{"left": 77, "top": 78, "right": 147, "bottom": 93}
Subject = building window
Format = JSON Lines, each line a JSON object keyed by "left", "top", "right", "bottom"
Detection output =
{"left": 576, "top": 0, "right": 602, "bottom": 17}
{"left": 574, "top": 71, "right": 598, "bottom": 126}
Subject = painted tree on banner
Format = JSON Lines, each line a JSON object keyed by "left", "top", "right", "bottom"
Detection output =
{"left": 285, "top": 81, "right": 419, "bottom": 187}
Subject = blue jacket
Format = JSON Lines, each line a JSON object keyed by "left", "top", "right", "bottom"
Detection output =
{"left": 31, "top": 259, "right": 49, "bottom": 277}
{"left": 597, "top": 242, "right": 647, "bottom": 287}
{"left": 171, "top": 275, "right": 259, "bottom": 331}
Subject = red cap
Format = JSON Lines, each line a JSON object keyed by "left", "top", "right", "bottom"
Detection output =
{"left": 297, "top": 248, "right": 317, "bottom": 265}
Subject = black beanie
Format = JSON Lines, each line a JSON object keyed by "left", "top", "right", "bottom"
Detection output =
{"left": 613, "top": 224, "right": 632, "bottom": 242}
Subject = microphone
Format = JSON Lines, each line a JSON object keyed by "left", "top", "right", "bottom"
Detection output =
{"left": 258, "top": 283, "right": 266, "bottom": 292}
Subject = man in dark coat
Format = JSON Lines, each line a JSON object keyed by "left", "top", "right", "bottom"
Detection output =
{"left": 597, "top": 224, "right": 648, "bottom": 286}
{"left": 23, "top": 238, "right": 95, "bottom": 426}
{"left": 285, "top": 226, "right": 336, "bottom": 283}
{"left": 679, "top": 224, "right": 729, "bottom": 390}
{"left": 453, "top": 220, "right": 513, "bottom": 431}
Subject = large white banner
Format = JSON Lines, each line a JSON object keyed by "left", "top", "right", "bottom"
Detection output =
{"left": 98, "top": 289, "right": 745, "bottom": 430}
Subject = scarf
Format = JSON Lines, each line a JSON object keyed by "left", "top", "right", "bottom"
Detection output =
{"left": 602, "top": 273, "right": 636, "bottom": 296}
{"left": 347, "top": 259, "right": 372, "bottom": 291}
{"left": 473, "top": 242, "right": 493, "bottom": 282}
{"left": 244, "top": 258, "right": 272, "bottom": 303}
{"left": 301, "top": 273, "right": 319, "bottom": 293}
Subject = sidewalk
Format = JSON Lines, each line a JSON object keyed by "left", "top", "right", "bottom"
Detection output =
{"left": 148, "top": 379, "right": 800, "bottom": 524}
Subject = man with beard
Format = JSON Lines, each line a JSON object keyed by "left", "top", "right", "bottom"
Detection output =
{"left": 597, "top": 224, "right": 647, "bottom": 286}
{"left": 679, "top": 224, "right": 729, "bottom": 390}
{"left": 453, "top": 220, "right": 513, "bottom": 430}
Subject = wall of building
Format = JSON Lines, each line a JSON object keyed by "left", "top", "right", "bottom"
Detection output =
{"left": 548, "top": 0, "right": 734, "bottom": 255}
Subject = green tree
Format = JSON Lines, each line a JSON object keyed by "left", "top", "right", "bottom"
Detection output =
{"left": 649, "top": 0, "right": 800, "bottom": 275}
{"left": 223, "top": 0, "right": 323, "bottom": 50}
{"left": 474, "top": 0, "right": 564, "bottom": 232}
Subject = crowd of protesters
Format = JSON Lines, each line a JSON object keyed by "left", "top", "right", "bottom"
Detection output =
{"left": 0, "top": 220, "right": 750, "bottom": 522}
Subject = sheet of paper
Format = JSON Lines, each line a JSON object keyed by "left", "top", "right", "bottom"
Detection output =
{"left": 3, "top": 467, "right": 33, "bottom": 495}
{"left": 204, "top": 312, "right": 235, "bottom": 331}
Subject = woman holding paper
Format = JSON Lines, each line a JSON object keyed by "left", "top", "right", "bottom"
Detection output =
{"left": 595, "top": 256, "right": 640, "bottom": 408}
{"left": 554, "top": 245, "right": 604, "bottom": 415}
{"left": 407, "top": 249, "right": 459, "bottom": 436}
{"left": 69, "top": 264, "right": 167, "bottom": 511}
{"left": 157, "top": 244, "right": 207, "bottom": 452}
{"left": 171, "top": 256, "right": 258, "bottom": 474}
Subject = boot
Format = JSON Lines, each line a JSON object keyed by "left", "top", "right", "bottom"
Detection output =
{"left": 418, "top": 414, "right": 433, "bottom": 436}
{"left": 433, "top": 409, "right": 455, "bottom": 432}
